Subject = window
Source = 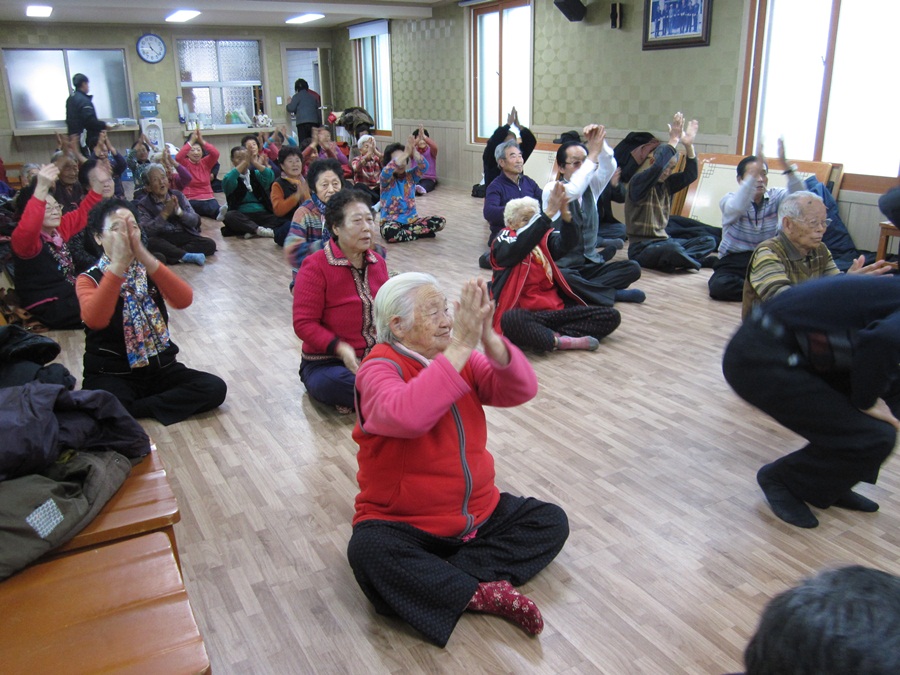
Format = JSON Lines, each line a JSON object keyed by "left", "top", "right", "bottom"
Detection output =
{"left": 740, "top": 0, "right": 900, "bottom": 179}
{"left": 350, "top": 22, "right": 392, "bottom": 132}
{"left": 471, "top": 0, "right": 532, "bottom": 142}
{"left": 177, "top": 39, "right": 264, "bottom": 127}
{"left": 2, "top": 48, "right": 130, "bottom": 129}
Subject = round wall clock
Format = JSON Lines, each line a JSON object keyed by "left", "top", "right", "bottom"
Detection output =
{"left": 137, "top": 34, "right": 167, "bottom": 64}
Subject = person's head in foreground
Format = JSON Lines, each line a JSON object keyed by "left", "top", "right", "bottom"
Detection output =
{"left": 745, "top": 565, "right": 900, "bottom": 675}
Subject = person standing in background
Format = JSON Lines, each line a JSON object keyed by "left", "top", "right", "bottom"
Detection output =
{"left": 287, "top": 79, "right": 322, "bottom": 144}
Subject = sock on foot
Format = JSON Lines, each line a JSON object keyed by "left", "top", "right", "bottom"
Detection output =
{"left": 555, "top": 334, "right": 600, "bottom": 351}
{"left": 757, "top": 463, "right": 818, "bottom": 528}
{"left": 256, "top": 226, "right": 275, "bottom": 238}
{"left": 833, "top": 490, "right": 879, "bottom": 512}
{"left": 216, "top": 205, "right": 228, "bottom": 221}
{"left": 180, "top": 252, "right": 206, "bottom": 266}
{"left": 615, "top": 289, "right": 646, "bottom": 303}
{"left": 467, "top": 580, "right": 543, "bottom": 636}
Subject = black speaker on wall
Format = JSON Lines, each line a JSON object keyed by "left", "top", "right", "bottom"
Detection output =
{"left": 554, "top": 0, "right": 586, "bottom": 22}
{"left": 610, "top": 2, "right": 623, "bottom": 28}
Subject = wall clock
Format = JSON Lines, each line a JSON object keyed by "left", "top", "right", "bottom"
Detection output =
{"left": 137, "top": 34, "right": 167, "bottom": 64}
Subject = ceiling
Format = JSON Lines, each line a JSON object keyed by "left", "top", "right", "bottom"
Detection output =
{"left": 0, "top": 0, "right": 443, "bottom": 30}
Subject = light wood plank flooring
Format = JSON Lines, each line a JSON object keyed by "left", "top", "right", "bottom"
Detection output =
{"left": 46, "top": 187, "right": 900, "bottom": 674}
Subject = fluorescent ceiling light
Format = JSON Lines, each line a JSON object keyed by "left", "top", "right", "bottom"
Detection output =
{"left": 286, "top": 13, "right": 324, "bottom": 25}
{"left": 166, "top": 10, "right": 201, "bottom": 22}
{"left": 26, "top": 5, "right": 53, "bottom": 17}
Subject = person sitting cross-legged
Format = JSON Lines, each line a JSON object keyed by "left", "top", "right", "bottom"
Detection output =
{"left": 220, "top": 145, "right": 283, "bottom": 241}
{"left": 77, "top": 198, "right": 227, "bottom": 426}
{"left": 347, "top": 272, "right": 569, "bottom": 647}
{"left": 708, "top": 139, "right": 803, "bottom": 302}
{"left": 491, "top": 187, "right": 621, "bottom": 353}
{"left": 543, "top": 124, "right": 644, "bottom": 305}
{"left": 379, "top": 134, "right": 445, "bottom": 244}
{"left": 136, "top": 163, "right": 216, "bottom": 267}
{"left": 625, "top": 112, "right": 717, "bottom": 272}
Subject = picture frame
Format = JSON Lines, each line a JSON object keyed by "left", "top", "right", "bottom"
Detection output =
{"left": 642, "top": 0, "right": 712, "bottom": 50}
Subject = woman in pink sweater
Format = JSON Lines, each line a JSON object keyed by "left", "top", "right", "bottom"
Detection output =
{"left": 347, "top": 273, "right": 568, "bottom": 647}
{"left": 175, "top": 127, "right": 225, "bottom": 220}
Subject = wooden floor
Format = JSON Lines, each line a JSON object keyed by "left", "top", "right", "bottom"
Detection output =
{"left": 47, "top": 186, "right": 900, "bottom": 674}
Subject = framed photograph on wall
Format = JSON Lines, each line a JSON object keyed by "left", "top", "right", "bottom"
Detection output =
{"left": 643, "top": 0, "right": 712, "bottom": 50}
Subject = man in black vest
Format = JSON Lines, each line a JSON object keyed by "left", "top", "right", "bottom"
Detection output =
{"left": 65, "top": 73, "right": 109, "bottom": 158}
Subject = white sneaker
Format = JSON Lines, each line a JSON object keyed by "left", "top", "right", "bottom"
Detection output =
{"left": 256, "top": 226, "right": 275, "bottom": 238}
{"left": 216, "top": 205, "right": 228, "bottom": 221}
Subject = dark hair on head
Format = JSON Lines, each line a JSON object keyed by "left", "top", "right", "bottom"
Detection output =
{"left": 278, "top": 145, "right": 303, "bottom": 165}
{"left": 383, "top": 143, "right": 404, "bottom": 165}
{"left": 324, "top": 188, "right": 373, "bottom": 238}
{"left": 307, "top": 159, "right": 344, "bottom": 194}
{"left": 72, "top": 73, "right": 88, "bottom": 89}
{"left": 294, "top": 78, "right": 308, "bottom": 92}
{"left": 745, "top": 565, "right": 900, "bottom": 675}
{"left": 555, "top": 141, "right": 588, "bottom": 170}
{"left": 737, "top": 155, "right": 768, "bottom": 179}
{"left": 85, "top": 198, "right": 139, "bottom": 241}
{"left": 412, "top": 128, "right": 430, "bottom": 138}
{"left": 132, "top": 139, "right": 150, "bottom": 152}
{"left": 241, "top": 135, "right": 259, "bottom": 148}
{"left": 78, "top": 158, "right": 100, "bottom": 190}
{"left": 354, "top": 124, "right": 371, "bottom": 139}
{"left": 230, "top": 146, "right": 245, "bottom": 163}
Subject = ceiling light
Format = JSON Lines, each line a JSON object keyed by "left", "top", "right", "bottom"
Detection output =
{"left": 166, "top": 10, "right": 201, "bottom": 22}
{"left": 286, "top": 14, "right": 324, "bottom": 25}
{"left": 26, "top": 5, "right": 53, "bottom": 17}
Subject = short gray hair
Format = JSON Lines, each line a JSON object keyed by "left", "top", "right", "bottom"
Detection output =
{"left": 778, "top": 191, "right": 823, "bottom": 230}
{"left": 495, "top": 139, "right": 520, "bottom": 163}
{"left": 504, "top": 196, "right": 540, "bottom": 229}
{"left": 145, "top": 163, "right": 167, "bottom": 180}
{"left": 374, "top": 272, "right": 440, "bottom": 345}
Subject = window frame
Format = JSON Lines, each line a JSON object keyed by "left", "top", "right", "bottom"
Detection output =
{"left": 737, "top": 0, "right": 897, "bottom": 192}
{"left": 1, "top": 47, "right": 133, "bottom": 131}
{"left": 470, "top": 0, "right": 532, "bottom": 144}
{"left": 176, "top": 38, "right": 266, "bottom": 128}
{"left": 352, "top": 33, "right": 392, "bottom": 133}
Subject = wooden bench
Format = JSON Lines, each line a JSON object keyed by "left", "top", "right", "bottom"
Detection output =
{"left": 49, "top": 446, "right": 182, "bottom": 567}
{"left": 1, "top": 532, "right": 211, "bottom": 674}
{"left": 876, "top": 220, "right": 900, "bottom": 265}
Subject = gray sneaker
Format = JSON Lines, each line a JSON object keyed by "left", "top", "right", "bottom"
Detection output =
{"left": 256, "top": 226, "right": 275, "bottom": 238}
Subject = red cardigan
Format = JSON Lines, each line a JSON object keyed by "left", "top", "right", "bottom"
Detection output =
{"left": 352, "top": 340, "right": 538, "bottom": 537}
{"left": 292, "top": 240, "right": 388, "bottom": 359}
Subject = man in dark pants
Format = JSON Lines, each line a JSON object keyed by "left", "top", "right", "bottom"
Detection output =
{"left": 723, "top": 275, "right": 900, "bottom": 528}
{"left": 65, "top": 73, "right": 109, "bottom": 157}
{"left": 286, "top": 78, "right": 321, "bottom": 144}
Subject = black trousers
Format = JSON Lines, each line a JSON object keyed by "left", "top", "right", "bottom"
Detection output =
{"left": 83, "top": 359, "right": 227, "bottom": 426}
{"left": 500, "top": 306, "right": 621, "bottom": 352}
{"left": 147, "top": 231, "right": 217, "bottom": 265}
{"left": 723, "top": 320, "right": 899, "bottom": 508}
{"left": 628, "top": 236, "right": 717, "bottom": 272}
{"left": 221, "top": 211, "right": 290, "bottom": 245}
{"left": 559, "top": 259, "right": 642, "bottom": 307}
{"left": 347, "top": 493, "right": 568, "bottom": 647}
{"left": 27, "top": 293, "right": 82, "bottom": 330}
{"left": 708, "top": 251, "right": 752, "bottom": 302}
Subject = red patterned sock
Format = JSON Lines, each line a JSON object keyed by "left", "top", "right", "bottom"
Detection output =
{"left": 466, "top": 580, "right": 543, "bottom": 635}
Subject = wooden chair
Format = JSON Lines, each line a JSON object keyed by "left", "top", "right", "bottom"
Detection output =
{"left": 0, "top": 532, "right": 211, "bottom": 674}
{"left": 876, "top": 220, "right": 900, "bottom": 264}
{"left": 49, "top": 446, "right": 182, "bottom": 567}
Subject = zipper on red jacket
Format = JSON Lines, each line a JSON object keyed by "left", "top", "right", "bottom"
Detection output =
{"left": 451, "top": 403, "right": 475, "bottom": 537}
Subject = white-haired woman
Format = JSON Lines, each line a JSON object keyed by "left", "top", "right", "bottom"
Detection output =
{"left": 347, "top": 272, "right": 569, "bottom": 647}
{"left": 135, "top": 163, "right": 216, "bottom": 266}
{"left": 490, "top": 184, "right": 621, "bottom": 352}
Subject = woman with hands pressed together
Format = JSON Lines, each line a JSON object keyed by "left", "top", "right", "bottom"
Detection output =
{"left": 347, "top": 272, "right": 569, "bottom": 647}
{"left": 379, "top": 132, "right": 445, "bottom": 243}
{"left": 77, "top": 199, "right": 226, "bottom": 425}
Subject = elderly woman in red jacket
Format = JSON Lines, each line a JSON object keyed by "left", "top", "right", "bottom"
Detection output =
{"left": 490, "top": 184, "right": 621, "bottom": 353}
{"left": 347, "top": 273, "right": 569, "bottom": 647}
{"left": 292, "top": 188, "right": 388, "bottom": 413}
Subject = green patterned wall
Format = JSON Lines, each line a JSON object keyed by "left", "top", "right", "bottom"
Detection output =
{"left": 532, "top": 0, "right": 744, "bottom": 135}
{"left": 391, "top": 3, "right": 466, "bottom": 122}
{"left": 330, "top": 30, "right": 356, "bottom": 112}
{"left": 0, "top": 22, "right": 333, "bottom": 131}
